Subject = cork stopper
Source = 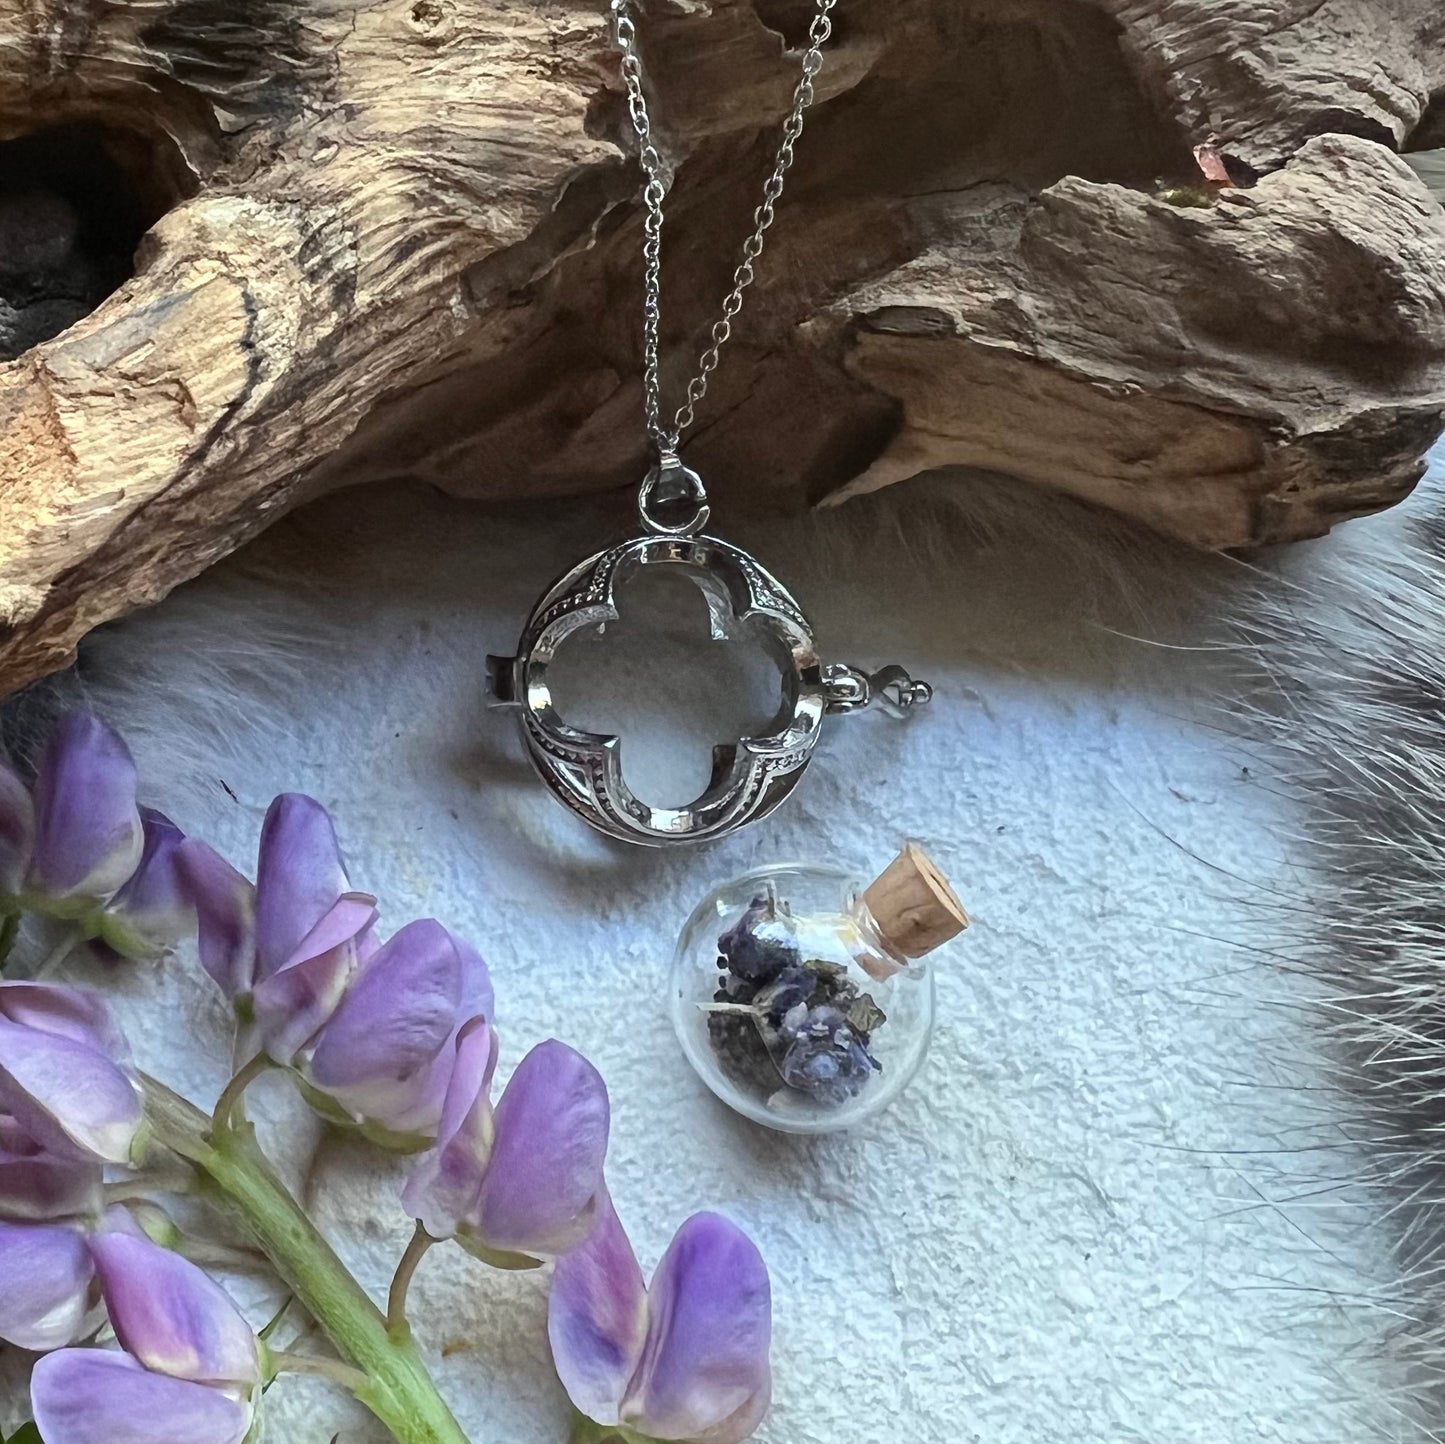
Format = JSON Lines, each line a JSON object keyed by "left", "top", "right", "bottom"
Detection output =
{"left": 862, "top": 844, "right": 968, "bottom": 960}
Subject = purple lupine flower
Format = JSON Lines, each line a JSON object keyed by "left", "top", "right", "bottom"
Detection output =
{"left": 549, "top": 1195, "right": 772, "bottom": 1444}
{"left": 251, "top": 890, "right": 379, "bottom": 1069}
{"left": 0, "top": 1218, "right": 98, "bottom": 1349}
{"left": 24, "top": 714, "right": 145, "bottom": 916}
{"left": 0, "top": 716, "right": 189, "bottom": 959}
{"left": 181, "top": 794, "right": 497, "bottom": 1145}
{"left": 403, "top": 1023, "right": 610, "bottom": 1266}
{"left": 300, "top": 917, "right": 494, "bottom": 1147}
{"left": 0, "top": 982, "right": 142, "bottom": 1167}
{"left": 178, "top": 792, "right": 357, "bottom": 1003}
{"left": 0, "top": 988, "right": 121, "bottom": 1225}
{"left": 31, "top": 1353, "right": 252, "bottom": 1444}
{"left": 94, "top": 810, "right": 194, "bottom": 961}
{"left": 31, "top": 1230, "right": 260, "bottom": 1444}
{"left": 173, "top": 840, "right": 256, "bottom": 1002}
{"left": 178, "top": 794, "right": 378, "bottom": 1060}
{"left": 92, "top": 1230, "right": 260, "bottom": 1385}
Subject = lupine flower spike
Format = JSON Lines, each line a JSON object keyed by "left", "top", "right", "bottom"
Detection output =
{"left": 0, "top": 713, "right": 781, "bottom": 1444}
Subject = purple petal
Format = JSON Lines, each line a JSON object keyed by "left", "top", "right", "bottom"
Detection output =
{"left": 251, "top": 892, "right": 377, "bottom": 1065}
{"left": 0, "top": 759, "right": 34, "bottom": 896}
{"left": 0, "top": 1120, "right": 102, "bottom": 1220}
{"left": 623, "top": 1214, "right": 772, "bottom": 1444}
{"left": 92, "top": 1231, "right": 258, "bottom": 1387}
{"left": 349, "top": 934, "right": 495, "bottom": 1142}
{"left": 254, "top": 794, "right": 350, "bottom": 981}
{"left": 401, "top": 1018, "right": 498, "bottom": 1236}
{"left": 32, "top": 1350, "right": 252, "bottom": 1444}
{"left": 0, "top": 1016, "right": 141, "bottom": 1163}
{"left": 308, "top": 919, "right": 462, "bottom": 1095}
{"left": 26, "top": 714, "right": 144, "bottom": 906}
{"left": 470, "top": 1040, "right": 609, "bottom": 1259}
{"left": 0, "top": 1220, "right": 95, "bottom": 1349}
{"left": 454, "top": 934, "right": 495, "bottom": 1027}
{"left": 98, "top": 811, "right": 192, "bottom": 959}
{"left": 0, "top": 981, "right": 129, "bottom": 1059}
{"left": 549, "top": 1189, "right": 648, "bottom": 1428}
{"left": 176, "top": 841, "right": 258, "bottom": 999}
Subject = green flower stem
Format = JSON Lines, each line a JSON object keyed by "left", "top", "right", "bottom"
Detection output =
{"left": 142, "top": 1075, "right": 469, "bottom": 1444}
{"left": 388, "top": 1222, "right": 437, "bottom": 1339}
{"left": 104, "top": 1165, "right": 198, "bottom": 1203}
{"left": 267, "top": 1347, "right": 373, "bottom": 1394}
{"left": 213, "top": 1052, "right": 275, "bottom": 1131}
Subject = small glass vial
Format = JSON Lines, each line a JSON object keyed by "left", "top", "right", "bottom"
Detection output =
{"left": 670, "top": 845, "right": 968, "bottom": 1133}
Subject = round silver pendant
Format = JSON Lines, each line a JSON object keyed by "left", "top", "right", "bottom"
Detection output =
{"left": 487, "top": 460, "right": 931, "bottom": 847}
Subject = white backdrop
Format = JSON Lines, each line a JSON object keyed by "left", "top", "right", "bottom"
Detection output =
{"left": 6, "top": 456, "right": 1434, "bottom": 1443}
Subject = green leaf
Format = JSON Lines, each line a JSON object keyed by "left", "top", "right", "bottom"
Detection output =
{"left": 6, "top": 1422, "right": 46, "bottom": 1444}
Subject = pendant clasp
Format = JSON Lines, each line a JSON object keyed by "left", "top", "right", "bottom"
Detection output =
{"left": 823, "top": 663, "right": 934, "bottom": 719}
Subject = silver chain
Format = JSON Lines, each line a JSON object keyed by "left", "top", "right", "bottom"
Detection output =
{"left": 610, "top": 0, "right": 837, "bottom": 457}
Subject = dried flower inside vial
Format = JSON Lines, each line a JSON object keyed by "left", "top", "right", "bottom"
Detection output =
{"left": 777, "top": 1003, "right": 879, "bottom": 1106}
{"left": 710, "top": 895, "right": 884, "bottom": 1108}
{"left": 717, "top": 887, "right": 800, "bottom": 985}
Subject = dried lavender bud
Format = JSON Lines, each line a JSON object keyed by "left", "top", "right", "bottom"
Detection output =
{"left": 778, "top": 1004, "right": 881, "bottom": 1106}
{"left": 718, "top": 888, "right": 801, "bottom": 985}
{"left": 752, "top": 965, "right": 817, "bottom": 1020}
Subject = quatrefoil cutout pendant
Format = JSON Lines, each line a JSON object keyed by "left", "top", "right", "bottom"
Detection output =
{"left": 488, "top": 461, "right": 932, "bottom": 847}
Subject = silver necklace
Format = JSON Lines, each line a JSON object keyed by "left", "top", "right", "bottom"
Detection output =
{"left": 488, "top": 0, "right": 932, "bottom": 847}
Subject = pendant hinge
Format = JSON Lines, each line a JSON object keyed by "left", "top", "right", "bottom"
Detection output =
{"left": 824, "top": 663, "right": 934, "bottom": 719}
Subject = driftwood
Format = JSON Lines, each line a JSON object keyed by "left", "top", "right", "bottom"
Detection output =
{"left": 1, "top": 0, "right": 1444, "bottom": 690}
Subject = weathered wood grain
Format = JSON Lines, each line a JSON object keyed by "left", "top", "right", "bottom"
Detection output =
{"left": 1, "top": 0, "right": 1443, "bottom": 688}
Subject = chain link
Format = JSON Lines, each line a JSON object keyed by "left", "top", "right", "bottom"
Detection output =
{"left": 611, "top": 0, "right": 837, "bottom": 456}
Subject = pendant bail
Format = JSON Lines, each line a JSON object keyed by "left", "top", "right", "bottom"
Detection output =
{"left": 639, "top": 453, "right": 710, "bottom": 538}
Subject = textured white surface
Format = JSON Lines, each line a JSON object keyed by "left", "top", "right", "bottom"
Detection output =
{"left": 11, "top": 466, "right": 1433, "bottom": 1442}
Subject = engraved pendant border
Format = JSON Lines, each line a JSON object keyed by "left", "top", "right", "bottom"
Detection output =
{"left": 488, "top": 533, "right": 827, "bottom": 846}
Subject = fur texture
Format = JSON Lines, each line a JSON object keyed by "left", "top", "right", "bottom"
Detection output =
{"left": 1228, "top": 447, "right": 1445, "bottom": 1427}
{"left": 3, "top": 462, "right": 1444, "bottom": 1441}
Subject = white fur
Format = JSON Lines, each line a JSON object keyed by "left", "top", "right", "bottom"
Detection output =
{"left": 3, "top": 458, "right": 1440, "bottom": 1442}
